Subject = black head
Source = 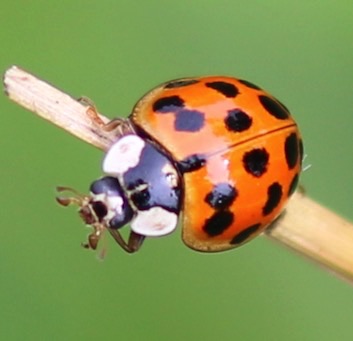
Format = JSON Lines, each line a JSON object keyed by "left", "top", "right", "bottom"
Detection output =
{"left": 56, "top": 176, "right": 134, "bottom": 250}
{"left": 88, "top": 176, "right": 134, "bottom": 229}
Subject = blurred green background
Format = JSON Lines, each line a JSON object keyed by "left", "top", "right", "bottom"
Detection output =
{"left": 1, "top": 1, "right": 353, "bottom": 340}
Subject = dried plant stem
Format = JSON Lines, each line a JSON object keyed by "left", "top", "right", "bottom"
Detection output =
{"left": 267, "top": 192, "right": 353, "bottom": 283}
{"left": 4, "top": 65, "right": 353, "bottom": 283}
{"left": 4, "top": 66, "right": 114, "bottom": 150}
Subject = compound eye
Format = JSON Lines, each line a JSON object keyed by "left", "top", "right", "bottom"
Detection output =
{"left": 91, "top": 201, "right": 108, "bottom": 221}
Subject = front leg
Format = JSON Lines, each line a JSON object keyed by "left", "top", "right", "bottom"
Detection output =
{"left": 79, "top": 97, "right": 134, "bottom": 136}
{"left": 108, "top": 229, "right": 145, "bottom": 253}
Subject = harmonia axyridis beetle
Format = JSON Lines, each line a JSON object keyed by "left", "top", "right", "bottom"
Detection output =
{"left": 57, "top": 76, "right": 303, "bottom": 253}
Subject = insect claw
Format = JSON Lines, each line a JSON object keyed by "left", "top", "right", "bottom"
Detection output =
{"left": 81, "top": 242, "right": 90, "bottom": 249}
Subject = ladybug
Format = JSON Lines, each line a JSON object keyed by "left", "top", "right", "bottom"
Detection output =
{"left": 57, "top": 76, "right": 303, "bottom": 253}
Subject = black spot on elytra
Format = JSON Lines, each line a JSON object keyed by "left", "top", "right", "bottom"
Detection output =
{"left": 203, "top": 211, "right": 234, "bottom": 237}
{"left": 285, "top": 133, "right": 299, "bottom": 169}
{"left": 153, "top": 96, "right": 184, "bottom": 113}
{"left": 204, "top": 183, "right": 238, "bottom": 210}
{"left": 238, "top": 79, "right": 261, "bottom": 90}
{"left": 230, "top": 223, "right": 261, "bottom": 245}
{"left": 277, "top": 99, "right": 290, "bottom": 113}
{"left": 152, "top": 94, "right": 205, "bottom": 133}
{"left": 288, "top": 173, "right": 299, "bottom": 197}
{"left": 224, "top": 109, "right": 252, "bottom": 132}
{"left": 205, "top": 81, "right": 238, "bottom": 98}
{"left": 164, "top": 79, "right": 199, "bottom": 88}
{"left": 243, "top": 148, "right": 269, "bottom": 177}
{"left": 299, "top": 138, "right": 304, "bottom": 165}
{"left": 259, "top": 95, "right": 289, "bottom": 120}
{"left": 263, "top": 182, "right": 283, "bottom": 216}
{"left": 178, "top": 154, "right": 206, "bottom": 173}
{"left": 174, "top": 109, "right": 205, "bottom": 132}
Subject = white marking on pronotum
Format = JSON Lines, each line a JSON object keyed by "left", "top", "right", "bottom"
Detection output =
{"left": 103, "top": 135, "right": 145, "bottom": 175}
{"left": 131, "top": 207, "right": 178, "bottom": 237}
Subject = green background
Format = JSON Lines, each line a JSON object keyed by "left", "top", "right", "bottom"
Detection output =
{"left": 1, "top": 1, "right": 353, "bottom": 340}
